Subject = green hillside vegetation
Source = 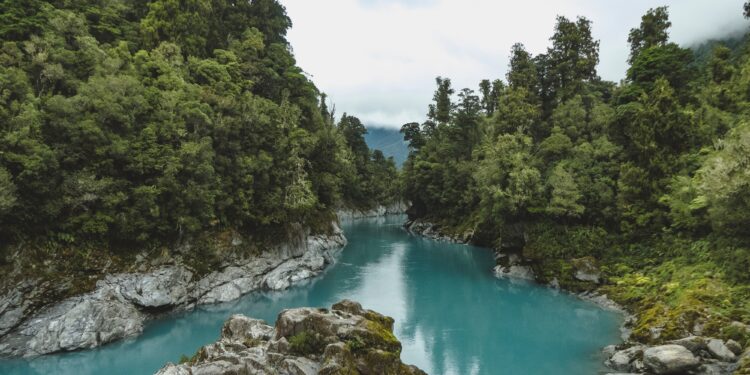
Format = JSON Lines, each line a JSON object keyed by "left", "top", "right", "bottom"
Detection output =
{"left": 401, "top": 5, "right": 750, "bottom": 344}
{"left": 0, "top": 1, "right": 398, "bottom": 274}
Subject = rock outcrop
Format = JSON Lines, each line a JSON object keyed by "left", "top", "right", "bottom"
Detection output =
{"left": 337, "top": 201, "right": 408, "bottom": 220}
{"left": 155, "top": 300, "right": 425, "bottom": 375}
{"left": 403, "top": 219, "right": 473, "bottom": 243}
{"left": 0, "top": 223, "right": 347, "bottom": 358}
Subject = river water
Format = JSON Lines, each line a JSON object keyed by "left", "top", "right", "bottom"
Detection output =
{"left": 0, "top": 215, "right": 622, "bottom": 374}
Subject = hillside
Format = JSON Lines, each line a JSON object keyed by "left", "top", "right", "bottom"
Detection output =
{"left": 364, "top": 126, "right": 409, "bottom": 167}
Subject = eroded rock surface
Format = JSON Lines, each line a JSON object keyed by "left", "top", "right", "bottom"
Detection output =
{"left": 0, "top": 223, "right": 346, "bottom": 358}
{"left": 156, "top": 300, "right": 425, "bottom": 375}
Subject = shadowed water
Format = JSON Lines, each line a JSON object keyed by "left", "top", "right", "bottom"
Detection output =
{"left": 0, "top": 215, "right": 622, "bottom": 374}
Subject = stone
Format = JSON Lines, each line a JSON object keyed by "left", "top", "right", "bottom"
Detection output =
{"left": 493, "top": 265, "right": 535, "bottom": 281}
{"left": 643, "top": 344, "right": 701, "bottom": 374}
{"left": 726, "top": 339, "right": 742, "bottom": 355}
{"left": 669, "top": 335, "right": 707, "bottom": 355}
{"left": 115, "top": 266, "right": 193, "bottom": 308}
{"left": 572, "top": 256, "right": 601, "bottom": 283}
{"left": 154, "top": 301, "right": 425, "bottom": 375}
{"left": 602, "top": 344, "right": 618, "bottom": 358}
{"left": 696, "top": 361, "right": 740, "bottom": 375}
{"left": 707, "top": 339, "right": 736, "bottom": 362}
{"left": 607, "top": 345, "right": 645, "bottom": 372}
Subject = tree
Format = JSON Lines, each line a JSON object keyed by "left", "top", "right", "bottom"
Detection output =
{"left": 140, "top": 0, "right": 212, "bottom": 56}
{"left": 427, "top": 77, "right": 454, "bottom": 126}
{"left": 692, "top": 123, "right": 750, "bottom": 237}
{"left": 547, "top": 16, "right": 600, "bottom": 101}
{"left": 0, "top": 167, "right": 17, "bottom": 218}
{"left": 745, "top": 1, "right": 750, "bottom": 18}
{"left": 474, "top": 133, "right": 542, "bottom": 219}
{"left": 400, "top": 122, "right": 425, "bottom": 151}
{"left": 452, "top": 88, "right": 482, "bottom": 157}
{"left": 491, "top": 87, "right": 541, "bottom": 139}
{"left": 547, "top": 164, "right": 584, "bottom": 218}
{"left": 478, "top": 79, "right": 494, "bottom": 115}
{"left": 338, "top": 114, "right": 369, "bottom": 165}
{"left": 627, "top": 43, "right": 695, "bottom": 96}
{"left": 507, "top": 43, "right": 538, "bottom": 95}
{"left": 628, "top": 7, "right": 671, "bottom": 63}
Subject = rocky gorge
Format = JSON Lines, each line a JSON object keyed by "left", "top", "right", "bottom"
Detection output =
{"left": 155, "top": 300, "right": 425, "bottom": 375}
{"left": 0, "top": 222, "right": 347, "bottom": 358}
{"left": 403, "top": 218, "right": 750, "bottom": 375}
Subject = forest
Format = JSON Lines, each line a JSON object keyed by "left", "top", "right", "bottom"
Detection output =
{"left": 0, "top": 0, "right": 399, "bottom": 261}
{"left": 401, "top": 5, "right": 750, "bottom": 341}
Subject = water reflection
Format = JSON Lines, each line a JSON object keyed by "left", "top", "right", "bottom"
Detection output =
{"left": 0, "top": 216, "right": 621, "bottom": 375}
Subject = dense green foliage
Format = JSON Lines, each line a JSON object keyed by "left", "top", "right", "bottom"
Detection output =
{"left": 0, "top": 0, "right": 398, "bottom": 255}
{"left": 402, "top": 6, "right": 750, "bottom": 338}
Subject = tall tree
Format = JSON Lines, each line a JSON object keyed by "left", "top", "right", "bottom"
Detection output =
{"left": 628, "top": 6, "right": 671, "bottom": 64}
{"left": 547, "top": 16, "right": 600, "bottom": 101}
{"left": 479, "top": 79, "right": 495, "bottom": 115}
{"left": 427, "top": 77, "right": 454, "bottom": 126}
{"left": 507, "top": 43, "right": 538, "bottom": 94}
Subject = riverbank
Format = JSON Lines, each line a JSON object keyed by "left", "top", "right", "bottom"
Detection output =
{"left": 155, "top": 300, "right": 426, "bottom": 375}
{"left": 0, "top": 222, "right": 346, "bottom": 358}
{"left": 404, "top": 218, "right": 750, "bottom": 374}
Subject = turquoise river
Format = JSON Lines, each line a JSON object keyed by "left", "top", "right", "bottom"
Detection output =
{"left": 0, "top": 215, "right": 622, "bottom": 374}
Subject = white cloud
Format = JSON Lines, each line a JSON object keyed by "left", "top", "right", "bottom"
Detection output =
{"left": 284, "top": 0, "right": 748, "bottom": 129}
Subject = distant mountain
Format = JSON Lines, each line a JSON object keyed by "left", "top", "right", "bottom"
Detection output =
{"left": 364, "top": 127, "right": 409, "bottom": 167}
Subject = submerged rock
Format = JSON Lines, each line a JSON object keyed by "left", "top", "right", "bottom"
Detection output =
{"left": 643, "top": 344, "right": 701, "bottom": 374}
{"left": 155, "top": 300, "right": 425, "bottom": 375}
{"left": 0, "top": 222, "right": 347, "bottom": 358}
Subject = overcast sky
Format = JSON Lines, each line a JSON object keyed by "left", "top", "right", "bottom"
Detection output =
{"left": 283, "top": 0, "right": 747, "bottom": 129}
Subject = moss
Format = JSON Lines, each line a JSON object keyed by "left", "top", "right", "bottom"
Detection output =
{"left": 738, "top": 355, "right": 750, "bottom": 375}
{"left": 178, "top": 347, "right": 205, "bottom": 365}
{"left": 289, "top": 331, "right": 327, "bottom": 356}
{"left": 363, "top": 311, "right": 395, "bottom": 331}
{"left": 362, "top": 320, "right": 401, "bottom": 354}
{"left": 360, "top": 349, "right": 402, "bottom": 374}
{"left": 243, "top": 337, "right": 262, "bottom": 348}
{"left": 345, "top": 336, "right": 366, "bottom": 353}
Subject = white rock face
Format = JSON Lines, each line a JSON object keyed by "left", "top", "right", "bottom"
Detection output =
{"left": 643, "top": 344, "right": 701, "bottom": 374}
{"left": 0, "top": 222, "right": 347, "bottom": 358}
{"left": 707, "top": 339, "right": 736, "bottom": 362}
{"left": 493, "top": 265, "right": 535, "bottom": 281}
{"left": 336, "top": 201, "right": 408, "bottom": 220}
{"left": 1, "top": 287, "right": 144, "bottom": 357}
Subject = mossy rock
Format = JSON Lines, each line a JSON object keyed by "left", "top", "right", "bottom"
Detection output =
{"left": 289, "top": 331, "right": 327, "bottom": 356}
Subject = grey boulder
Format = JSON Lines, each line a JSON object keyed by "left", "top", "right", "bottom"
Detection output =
{"left": 643, "top": 344, "right": 700, "bottom": 374}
